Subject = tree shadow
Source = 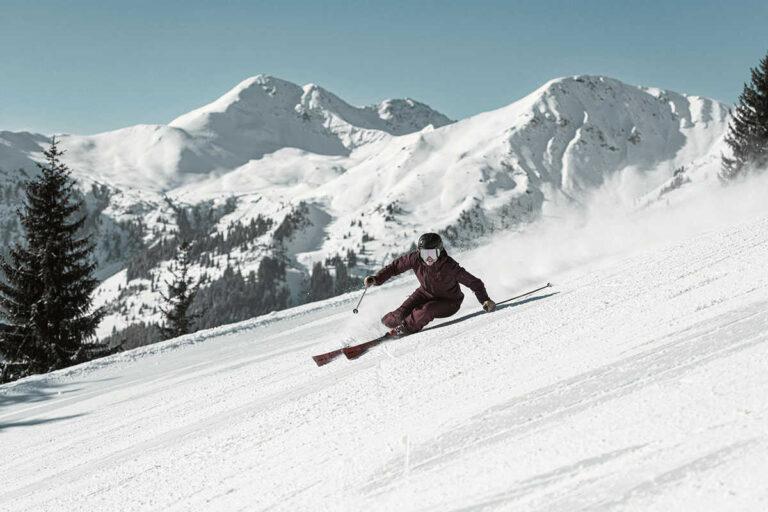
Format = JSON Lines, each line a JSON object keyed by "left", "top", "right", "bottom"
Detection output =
{"left": 424, "top": 292, "right": 559, "bottom": 333}
{"left": 0, "top": 376, "right": 118, "bottom": 411}
{"left": 0, "top": 413, "right": 86, "bottom": 432}
{"left": 0, "top": 382, "right": 77, "bottom": 410}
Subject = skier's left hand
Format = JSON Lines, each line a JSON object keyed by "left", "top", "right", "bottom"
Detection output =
{"left": 482, "top": 299, "right": 496, "bottom": 312}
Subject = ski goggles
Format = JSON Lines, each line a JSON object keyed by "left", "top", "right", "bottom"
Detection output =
{"left": 419, "top": 248, "right": 441, "bottom": 262}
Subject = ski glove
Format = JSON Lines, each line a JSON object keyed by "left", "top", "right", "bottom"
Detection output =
{"left": 482, "top": 300, "right": 496, "bottom": 312}
{"left": 364, "top": 276, "right": 377, "bottom": 288}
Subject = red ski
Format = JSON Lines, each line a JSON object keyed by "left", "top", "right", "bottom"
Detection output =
{"left": 312, "top": 348, "right": 344, "bottom": 367}
{"left": 312, "top": 333, "right": 394, "bottom": 366}
{"left": 343, "top": 333, "right": 394, "bottom": 360}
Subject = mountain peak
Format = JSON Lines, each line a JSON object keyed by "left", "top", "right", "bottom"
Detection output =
{"left": 372, "top": 98, "right": 453, "bottom": 134}
{"left": 166, "top": 74, "right": 452, "bottom": 161}
{"left": 169, "top": 74, "right": 304, "bottom": 131}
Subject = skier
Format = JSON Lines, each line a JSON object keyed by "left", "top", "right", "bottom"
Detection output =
{"left": 364, "top": 233, "right": 496, "bottom": 336}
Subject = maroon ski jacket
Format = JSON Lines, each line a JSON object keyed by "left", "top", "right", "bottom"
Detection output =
{"left": 373, "top": 251, "right": 490, "bottom": 304}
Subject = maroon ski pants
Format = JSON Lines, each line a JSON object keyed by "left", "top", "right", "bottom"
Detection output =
{"left": 382, "top": 288, "right": 463, "bottom": 333}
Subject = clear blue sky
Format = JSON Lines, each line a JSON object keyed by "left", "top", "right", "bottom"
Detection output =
{"left": 2, "top": 0, "right": 766, "bottom": 135}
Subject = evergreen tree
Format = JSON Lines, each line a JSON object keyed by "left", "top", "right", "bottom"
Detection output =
{"left": 188, "top": 256, "right": 289, "bottom": 331}
{"left": 307, "top": 262, "right": 333, "bottom": 302}
{"left": 346, "top": 248, "right": 357, "bottom": 268}
{"left": 0, "top": 137, "right": 105, "bottom": 382}
{"left": 721, "top": 51, "right": 768, "bottom": 180}
{"left": 334, "top": 260, "right": 351, "bottom": 295}
{"left": 101, "top": 321, "right": 161, "bottom": 351}
{"left": 333, "top": 259, "right": 361, "bottom": 295}
{"left": 159, "top": 241, "right": 199, "bottom": 340}
{"left": 253, "top": 256, "right": 290, "bottom": 313}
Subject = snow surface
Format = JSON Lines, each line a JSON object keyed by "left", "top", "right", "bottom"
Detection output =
{"left": 1, "top": 171, "right": 767, "bottom": 511}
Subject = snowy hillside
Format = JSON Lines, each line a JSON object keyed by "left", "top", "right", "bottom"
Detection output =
{"left": 0, "top": 75, "right": 732, "bottom": 342}
{"left": 1, "top": 171, "right": 767, "bottom": 511}
{"left": 0, "top": 131, "right": 47, "bottom": 173}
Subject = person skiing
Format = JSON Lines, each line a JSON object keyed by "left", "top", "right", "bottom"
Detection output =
{"left": 364, "top": 233, "right": 496, "bottom": 336}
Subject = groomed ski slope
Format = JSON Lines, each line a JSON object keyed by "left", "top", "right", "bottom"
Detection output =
{"left": 2, "top": 198, "right": 768, "bottom": 511}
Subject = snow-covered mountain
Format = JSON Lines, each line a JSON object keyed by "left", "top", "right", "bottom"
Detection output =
{"left": 0, "top": 131, "right": 48, "bottom": 173}
{"left": 170, "top": 76, "right": 454, "bottom": 154}
{"left": 0, "top": 75, "right": 731, "bottom": 341}
{"left": 53, "top": 75, "right": 454, "bottom": 192}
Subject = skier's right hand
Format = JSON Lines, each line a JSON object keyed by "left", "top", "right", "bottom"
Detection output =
{"left": 364, "top": 276, "right": 377, "bottom": 288}
{"left": 482, "top": 299, "right": 496, "bottom": 312}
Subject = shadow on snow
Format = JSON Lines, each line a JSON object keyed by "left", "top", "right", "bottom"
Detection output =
{"left": 424, "top": 292, "right": 559, "bottom": 333}
{"left": 0, "top": 413, "right": 86, "bottom": 432}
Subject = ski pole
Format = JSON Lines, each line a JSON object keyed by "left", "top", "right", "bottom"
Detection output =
{"left": 352, "top": 286, "right": 368, "bottom": 314}
{"left": 496, "top": 282, "right": 552, "bottom": 307}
